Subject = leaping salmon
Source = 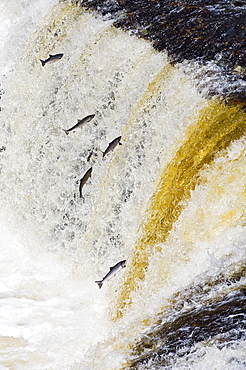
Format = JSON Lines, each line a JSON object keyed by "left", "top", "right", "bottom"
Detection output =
{"left": 95, "top": 260, "right": 126, "bottom": 289}
{"left": 79, "top": 167, "right": 92, "bottom": 198}
{"left": 40, "top": 53, "right": 63, "bottom": 66}
{"left": 102, "top": 136, "right": 122, "bottom": 158}
{"left": 63, "top": 114, "right": 95, "bottom": 135}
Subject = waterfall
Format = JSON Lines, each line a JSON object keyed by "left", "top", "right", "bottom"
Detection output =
{"left": 0, "top": 1, "right": 245, "bottom": 369}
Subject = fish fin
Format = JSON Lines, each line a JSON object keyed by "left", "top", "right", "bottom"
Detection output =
{"left": 40, "top": 60, "right": 45, "bottom": 67}
{"left": 119, "top": 142, "right": 123, "bottom": 145}
{"left": 63, "top": 129, "right": 69, "bottom": 135}
{"left": 109, "top": 266, "right": 114, "bottom": 270}
{"left": 95, "top": 281, "right": 103, "bottom": 289}
{"left": 77, "top": 119, "right": 82, "bottom": 122}
{"left": 49, "top": 54, "right": 54, "bottom": 57}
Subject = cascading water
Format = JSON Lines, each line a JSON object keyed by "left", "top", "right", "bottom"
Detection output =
{"left": 0, "top": 1, "right": 245, "bottom": 369}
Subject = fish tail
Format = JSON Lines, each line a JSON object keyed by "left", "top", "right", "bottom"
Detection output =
{"left": 63, "top": 129, "right": 69, "bottom": 135}
{"left": 40, "top": 60, "right": 46, "bottom": 67}
{"left": 95, "top": 281, "right": 103, "bottom": 289}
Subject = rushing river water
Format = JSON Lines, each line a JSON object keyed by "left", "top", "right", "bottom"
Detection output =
{"left": 0, "top": 1, "right": 245, "bottom": 369}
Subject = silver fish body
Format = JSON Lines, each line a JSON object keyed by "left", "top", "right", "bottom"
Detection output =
{"left": 79, "top": 167, "right": 92, "bottom": 198}
{"left": 63, "top": 114, "right": 95, "bottom": 135}
{"left": 103, "top": 136, "right": 122, "bottom": 158}
{"left": 95, "top": 260, "right": 126, "bottom": 289}
{"left": 40, "top": 53, "right": 63, "bottom": 66}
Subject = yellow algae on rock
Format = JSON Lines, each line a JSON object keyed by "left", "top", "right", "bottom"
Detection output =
{"left": 113, "top": 99, "right": 246, "bottom": 320}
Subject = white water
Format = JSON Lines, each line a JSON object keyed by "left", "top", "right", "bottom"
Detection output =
{"left": 0, "top": 1, "right": 245, "bottom": 369}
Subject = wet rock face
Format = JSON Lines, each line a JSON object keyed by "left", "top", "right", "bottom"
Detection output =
{"left": 129, "top": 288, "right": 246, "bottom": 368}
{"left": 72, "top": 0, "right": 246, "bottom": 105}
{"left": 77, "top": 0, "right": 246, "bottom": 69}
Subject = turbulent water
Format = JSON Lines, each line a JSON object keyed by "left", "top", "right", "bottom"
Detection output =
{"left": 0, "top": 1, "right": 245, "bottom": 369}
